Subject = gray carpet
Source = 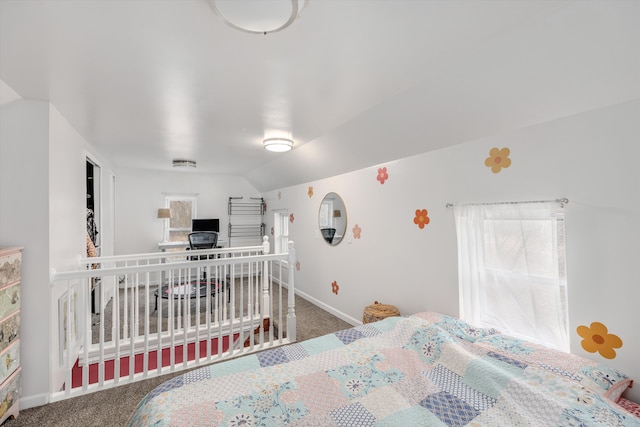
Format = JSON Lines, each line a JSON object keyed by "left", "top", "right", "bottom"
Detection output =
{"left": 4, "top": 289, "right": 352, "bottom": 427}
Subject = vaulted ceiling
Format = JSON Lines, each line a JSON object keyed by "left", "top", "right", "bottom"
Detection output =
{"left": 1, "top": 1, "right": 638, "bottom": 191}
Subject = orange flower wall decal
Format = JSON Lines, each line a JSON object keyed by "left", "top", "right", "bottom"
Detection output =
{"left": 577, "top": 322, "right": 623, "bottom": 359}
{"left": 484, "top": 147, "right": 512, "bottom": 174}
{"left": 413, "top": 209, "right": 430, "bottom": 229}
{"left": 353, "top": 224, "right": 362, "bottom": 239}
{"left": 331, "top": 280, "right": 339, "bottom": 295}
{"left": 308, "top": 186, "right": 314, "bottom": 198}
{"left": 377, "top": 167, "right": 389, "bottom": 185}
{"left": 289, "top": 213, "right": 295, "bottom": 223}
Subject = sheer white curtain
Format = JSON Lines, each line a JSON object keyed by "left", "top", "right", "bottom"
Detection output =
{"left": 454, "top": 201, "right": 569, "bottom": 351}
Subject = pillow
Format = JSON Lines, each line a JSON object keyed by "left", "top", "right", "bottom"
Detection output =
{"left": 580, "top": 365, "right": 633, "bottom": 402}
{"left": 617, "top": 396, "right": 640, "bottom": 419}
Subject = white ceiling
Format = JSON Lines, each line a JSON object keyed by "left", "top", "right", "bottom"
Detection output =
{"left": 1, "top": 0, "right": 639, "bottom": 191}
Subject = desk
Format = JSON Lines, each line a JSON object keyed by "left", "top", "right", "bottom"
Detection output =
{"left": 158, "top": 240, "right": 227, "bottom": 251}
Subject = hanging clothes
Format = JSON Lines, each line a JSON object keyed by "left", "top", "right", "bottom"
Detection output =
{"left": 86, "top": 208, "right": 98, "bottom": 245}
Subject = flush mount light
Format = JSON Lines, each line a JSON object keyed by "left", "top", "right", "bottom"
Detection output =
{"left": 208, "top": 0, "right": 309, "bottom": 35}
{"left": 263, "top": 138, "right": 293, "bottom": 152}
{"left": 172, "top": 159, "right": 196, "bottom": 168}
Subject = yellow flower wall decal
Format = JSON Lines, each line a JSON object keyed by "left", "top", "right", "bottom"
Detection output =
{"left": 308, "top": 186, "right": 314, "bottom": 198}
{"left": 577, "top": 322, "right": 623, "bottom": 359}
{"left": 413, "top": 209, "right": 430, "bottom": 229}
{"left": 485, "top": 147, "right": 512, "bottom": 173}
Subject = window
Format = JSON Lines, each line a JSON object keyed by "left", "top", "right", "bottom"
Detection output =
{"left": 319, "top": 200, "right": 332, "bottom": 228}
{"left": 273, "top": 211, "right": 289, "bottom": 255}
{"left": 453, "top": 201, "right": 568, "bottom": 351}
{"left": 165, "top": 195, "right": 197, "bottom": 242}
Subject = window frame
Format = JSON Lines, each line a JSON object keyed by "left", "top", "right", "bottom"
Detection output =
{"left": 164, "top": 194, "right": 198, "bottom": 243}
{"left": 273, "top": 210, "right": 290, "bottom": 256}
{"left": 455, "top": 201, "right": 569, "bottom": 352}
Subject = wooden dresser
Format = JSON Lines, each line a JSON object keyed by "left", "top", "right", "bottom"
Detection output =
{"left": 0, "top": 247, "right": 21, "bottom": 424}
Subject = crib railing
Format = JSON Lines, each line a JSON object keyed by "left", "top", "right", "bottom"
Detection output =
{"left": 49, "top": 238, "right": 296, "bottom": 402}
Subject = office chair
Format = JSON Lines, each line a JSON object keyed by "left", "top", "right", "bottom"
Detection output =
{"left": 186, "top": 231, "right": 229, "bottom": 302}
{"left": 188, "top": 231, "right": 219, "bottom": 254}
{"left": 321, "top": 228, "right": 336, "bottom": 244}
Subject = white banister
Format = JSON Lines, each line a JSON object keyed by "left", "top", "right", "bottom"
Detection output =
{"left": 49, "top": 237, "right": 295, "bottom": 402}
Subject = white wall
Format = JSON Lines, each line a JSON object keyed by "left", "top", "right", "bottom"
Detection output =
{"left": 114, "top": 168, "right": 261, "bottom": 255}
{"left": 0, "top": 94, "right": 117, "bottom": 408}
{"left": 48, "top": 104, "right": 116, "bottom": 396}
{"left": 0, "top": 99, "right": 51, "bottom": 407}
{"left": 264, "top": 100, "right": 640, "bottom": 402}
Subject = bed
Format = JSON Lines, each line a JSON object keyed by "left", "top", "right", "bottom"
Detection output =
{"left": 127, "top": 312, "right": 640, "bottom": 426}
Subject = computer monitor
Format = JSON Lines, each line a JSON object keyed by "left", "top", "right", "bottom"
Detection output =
{"left": 191, "top": 218, "right": 219, "bottom": 233}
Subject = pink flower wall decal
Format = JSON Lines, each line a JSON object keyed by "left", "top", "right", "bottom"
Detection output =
{"left": 413, "top": 209, "right": 430, "bottom": 229}
{"left": 308, "top": 186, "right": 314, "bottom": 198}
{"left": 353, "top": 224, "right": 362, "bottom": 239}
{"left": 331, "top": 281, "right": 339, "bottom": 295}
{"left": 377, "top": 167, "right": 389, "bottom": 185}
{"left": 289, "top": 213, "right": 295, "bottom": 223}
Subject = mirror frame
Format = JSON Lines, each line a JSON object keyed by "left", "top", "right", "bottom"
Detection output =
{"left": 318, "top": 192, "right": 347, "bottom": 246}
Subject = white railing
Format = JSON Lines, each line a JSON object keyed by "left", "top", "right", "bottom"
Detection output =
{"left": 50, "top": 238, "right": 296, "bottom": 402}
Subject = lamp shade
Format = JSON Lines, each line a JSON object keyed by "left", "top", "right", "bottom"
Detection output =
{"left": 157, "top": 208, "right": 171, "bottom": 219}
{"left": 263, "top": 138, "right": 293, "bottom": 152}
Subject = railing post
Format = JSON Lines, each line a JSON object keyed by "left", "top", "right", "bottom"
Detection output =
{"left": 286, "top": 241, "right": 296, "bottom": 342}
{"left": 262, "top": 236, "right": 270, "bottom": 321}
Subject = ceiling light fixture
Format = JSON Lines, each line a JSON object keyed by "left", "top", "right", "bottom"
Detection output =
{"left": 263, "top": 138, "right": 294, "bottom": 152}
{"left": 208, "top": 0, "right": 309, "bottom": 35}
{"left": 172, "top": 159, "right": 196, "bottom": 168}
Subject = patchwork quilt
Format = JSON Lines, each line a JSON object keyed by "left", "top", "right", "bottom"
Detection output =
{"left": 127, "top": 312, "right": 640, "bottom": 426}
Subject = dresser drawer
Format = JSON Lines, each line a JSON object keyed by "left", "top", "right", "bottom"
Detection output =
{"left": 0, "top": 284, "right": 20, "bottom": 320}
{"left": 0, "top": 313, "right": 19, "bottom": 354}
{"left": 0, "top": 341, "right": 19, "bottom": 384}
{"left": 0, "top": 368, "right": 20, "bottom": 423}
{"left": 0, "top": 251, "right": 21, "bottom": 288}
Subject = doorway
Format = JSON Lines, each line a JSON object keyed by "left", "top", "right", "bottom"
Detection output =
{"left": 86, "top": 157, "right": 101, "bottom": 314}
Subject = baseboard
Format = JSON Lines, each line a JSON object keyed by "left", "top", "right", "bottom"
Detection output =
{"left": 20, "top": 393, "right": 49, "bottom": 410}
{"left": 285, "top": 285, "right": 361, "bottom": 326}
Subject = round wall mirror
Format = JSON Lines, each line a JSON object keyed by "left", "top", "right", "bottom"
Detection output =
{"left": 318, "top": 192, "right": 347, "bottom": 245}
